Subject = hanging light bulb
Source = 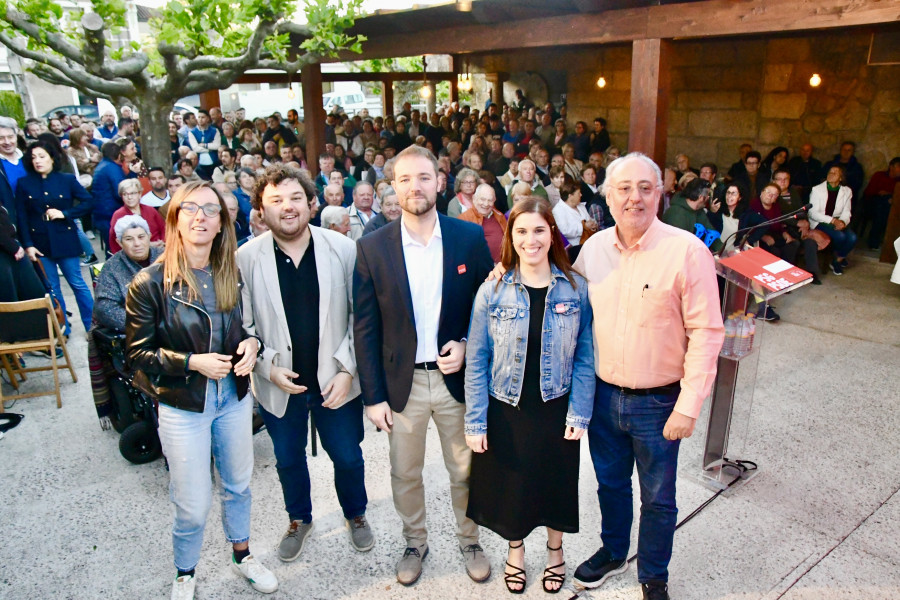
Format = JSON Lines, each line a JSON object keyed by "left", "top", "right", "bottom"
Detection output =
{"left": 287, "top": 88, "right": 296, "bottom": 99}
{"left": 596, "top": 76, "right": 607, "bottom": 88}
{"left": 420, "top": 55, "right": 430, "bottom": 98}
{"left": 420, "top": 85, "right": 432, "bottom": 98}
{"left": 809, "top": 73, "right": 822, "bottom": 87}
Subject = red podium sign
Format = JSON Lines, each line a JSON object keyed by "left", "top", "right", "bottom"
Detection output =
{"left": 719, "top": 247, "right": 812, "bottom": 293}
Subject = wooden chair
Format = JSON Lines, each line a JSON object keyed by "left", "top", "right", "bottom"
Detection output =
{"left": 0, "top": 295, "right": 77, "bottom": 412}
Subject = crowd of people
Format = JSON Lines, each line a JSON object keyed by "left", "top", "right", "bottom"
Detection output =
{"left": 0, "top": 96, "right": 897, "bottom": 600}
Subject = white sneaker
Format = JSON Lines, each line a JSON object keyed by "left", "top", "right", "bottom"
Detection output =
{"left": 171, "top": 575, "right": 195, "bottom": 600}
{"left": 231, "top": 554, "right": 278, "bottom": 594}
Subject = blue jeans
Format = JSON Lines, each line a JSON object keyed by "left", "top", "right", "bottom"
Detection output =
{"left": 74, "top": 219, "right": 94, "bottom": 258}
{"left": 259, "top": 392, "right": 367, "bottom": 523}
{"left": 816, "top": 223, "right": 858, "bottom": 258}
{"left": 588, "top": 378, "right": 681, "bottom": 583}
{"left": 39, "top": 255, "right": 94, "bottom": 335}
{"left": 156, "top": 375, "right": 253, "bottom": 572}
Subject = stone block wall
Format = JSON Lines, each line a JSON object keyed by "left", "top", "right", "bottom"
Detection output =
{"left": 472, "top": 29, "right": 900, "bottom": 176}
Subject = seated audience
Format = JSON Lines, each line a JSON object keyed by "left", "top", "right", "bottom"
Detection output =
{"left": 553, "top": 175, "right": 596, "bottom": 248}
{"left": 662, "top": 178, "right": 723, "bottom": 253}
{"left": 93, "top": 216, "right": 164, "bottom": 332}
{"left": 809, "top": 165, "right": 856, "bottom": 275}
{"left": 320, "top": 205, "right": 350, "bottom": 236}
{"left": 362, "top": 186, "right": 402, "bottom": 236}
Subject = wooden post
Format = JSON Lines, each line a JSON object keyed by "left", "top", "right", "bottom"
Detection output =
{"left": 382, "top": 81, "right": 394, "bottom": 117}
{"left": 484, "top": 72, "right": 509, "bottom": 105}
{"left": 628, "top": 38, "right": 671, "bottom": 168}
{"left": 301, "top": 62, "right": 325, "bottom": 177}
{"left": 450, "top": 54, "right": 459, "bottom": 104}
{"left": 198, "top": 89, "right": 221, "bottom": 110}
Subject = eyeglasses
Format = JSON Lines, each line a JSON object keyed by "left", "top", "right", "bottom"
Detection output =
{"left": 611, "top": 183, "right": 657, "bottom": 200}
{"left": 179, "top": 201, "right": 222, "bottom": 217}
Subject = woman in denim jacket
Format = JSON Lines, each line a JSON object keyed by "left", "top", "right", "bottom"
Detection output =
{"left": 464, "top": 197, "right": 594, "bottom": 594}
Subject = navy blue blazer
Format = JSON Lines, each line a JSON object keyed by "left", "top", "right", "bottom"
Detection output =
{"left": 353, "top": 213, "right": 494, "bottom": 413}
{"left": 15, "top": 171, "right": 93, "bottom": 259}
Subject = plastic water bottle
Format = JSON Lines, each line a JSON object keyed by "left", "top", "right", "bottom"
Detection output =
{"left": 723, "top": 316, "right": 735, "bottom": 356}
{"left": 747, "top": 315, "right": 756, "bottom": 354}
{"left": 736, "top": 316, "right": 751, "bottom": 357}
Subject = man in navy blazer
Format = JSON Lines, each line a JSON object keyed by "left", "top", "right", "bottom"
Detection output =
{"left": 354, "top": 145, "right": 494, "bottom": 586}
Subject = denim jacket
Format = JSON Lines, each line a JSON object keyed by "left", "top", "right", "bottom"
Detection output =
{"left": 464, "top": 264, "right": 594, "bottom": 435}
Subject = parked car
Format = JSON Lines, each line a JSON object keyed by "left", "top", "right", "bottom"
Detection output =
{"left": 41, "top": 104, "right": 100, "bottom": 121}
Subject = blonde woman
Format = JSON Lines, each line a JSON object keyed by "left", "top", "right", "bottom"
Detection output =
{"left": 125, "top": 181, "right": 276, "bottom": 600}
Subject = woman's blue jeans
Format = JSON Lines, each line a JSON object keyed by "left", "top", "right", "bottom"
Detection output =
{"left": 38, "top": 255, "right": 94, "bottom": 335}
{"left": 816, "top": 223, "right": 858, "bottom": 258}
{"left": 259, "top": 392, "right": 367, "bottom": 523}
{"left": 156, "top": 375, "right": 253, "bottom": 572}
{"left": 588, "top": 377, "right": 681, "bottom": 583}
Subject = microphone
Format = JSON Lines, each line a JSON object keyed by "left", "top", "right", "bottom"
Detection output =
{"left": 717, "top": 203, "right": 812, "bottom": 256}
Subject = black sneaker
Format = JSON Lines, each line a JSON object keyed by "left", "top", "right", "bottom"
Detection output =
{"left": 642, "top": 580, "right": 670, "bottom": 600}
{"left": 838, "top": 258, "right": 849, "bottom": 268}
{"left": 29, "top": 347, "right": 64, "bottom": 359}
{"left": 811, "top": 275, "right": 822, "bottom": 285}
{"left": 755, "top": 305, "right": 780, "bottom": 322}
{"left": 830, "top": 260, "right": 843, "bottom": 275}
{"left": 82, "top": 253, "right": 99, "bottom": 266}
{"left": 573, "top": 547, "right": 627, "bottom": 589}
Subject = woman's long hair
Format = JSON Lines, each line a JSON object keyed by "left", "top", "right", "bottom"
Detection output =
{"left": 499, "top": 196, "right": 579, "bottom": 289}
{"left": 160, "top": 181, "right": 239, "bottom": 311}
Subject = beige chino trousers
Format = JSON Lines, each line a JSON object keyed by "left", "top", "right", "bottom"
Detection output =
{"left": 388, "top": 368, "right": 479, "bottom": 548}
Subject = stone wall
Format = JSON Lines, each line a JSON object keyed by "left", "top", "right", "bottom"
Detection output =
{"left": 471, "top": 30, "right": 900, "bottom": 176}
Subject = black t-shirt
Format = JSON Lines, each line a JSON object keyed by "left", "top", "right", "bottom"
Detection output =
{"left": 274, "top": 238, "right": 321, "bottom": 395}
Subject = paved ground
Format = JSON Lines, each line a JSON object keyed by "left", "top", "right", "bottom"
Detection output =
{"left": 1, "top": 254, "right": 898, "bottom": 600}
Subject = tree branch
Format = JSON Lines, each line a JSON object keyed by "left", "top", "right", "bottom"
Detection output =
{"left": 2, "top": 6, "right": 84, "bottom": 64}
{"left": 182, "top": 17, "right": 280, "bottom": 72}
{"left": 30, "top": 64, "right": 112, "bottom": 100}
{"left": 0, "top": 30, "right": 135, "bottom": 97}
{"left": 181, "top": 69, "right": 239, "bottom": 97}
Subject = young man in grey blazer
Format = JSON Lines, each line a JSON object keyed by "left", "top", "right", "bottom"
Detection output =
{"left": 238, "top": 164, "right": 373, "bottom": 562}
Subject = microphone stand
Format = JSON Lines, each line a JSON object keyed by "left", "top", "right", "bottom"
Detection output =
{"left": 717, "top": 203, "right": 812, "bottom": 257}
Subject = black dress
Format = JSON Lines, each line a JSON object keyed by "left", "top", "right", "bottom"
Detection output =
{"left": 466, "top": 284, "right": 580, "bottom": 541}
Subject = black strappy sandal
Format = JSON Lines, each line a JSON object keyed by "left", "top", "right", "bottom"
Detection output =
{"left": 542, "top": 542, "right": 566, "bottom": 594}
{"left": 505, "top": 541, "right": 526, "bottom": 594}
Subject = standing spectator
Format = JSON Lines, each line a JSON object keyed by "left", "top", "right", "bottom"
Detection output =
{"left": 67, "top": 128, "right": 101, "bottom": 176}
{"left": 553, "top": 175, "right": 597, "bottom": 248}
{"left": 108, "top": 179, "right": 165, "bottom": 254}
{"left": 361, "top": 186, "right": 402, "bottom": 236}
{"left": 347, "top": 181, "right": 378, "bottom": 241}
{"left": 506, "top": 158, "right": 548, "bottom": 201}
{"left": 860, "top": 157, "right": 900, "bottom": 250}
{"left": 238, "top": 165, "right": 373, "bottom": 561}
{"left": 211, "top": 147, "right": 238, "bottom": 183}
{"left": 96, "top": 108, "right": 118, "bottom": 140}
{"left": 571, "top": 153, "right": 724, "bottom": 600}
{"left": 320, "top": 205, "right": 351, "bottom": 236}
{"left": 448, "top": 167, "right": 479, "bottom": 218}
{"left": 125, "top": 182, "right": 276, "bottom": 600}
{"left": 0, "top": 199, "right": 45, "bottom": 303}
{"left": 141, "top": 167, "right": 171, "bottom": 209}
{"left": 91, "top": 141, "right": 141, "bottom": 249}
{"left": 590, "top": 117, "right": 611, "bottom": 155}
{"left": 726, "top": 143, "right": 753, "bottom": 180}
{"left": 353, "top": 146, "right": 494, "bottom": 587}
{"left": 465, "top": 197, "right": 593, "bottom": 593}
{"left": 809, "top": 165, "right": 857, "bottom": 275}
{"left": 786, "top": 143, "right": 823, "bottom": 200}
{"left": 567, "top": 121, "right": 591, "bottom": 163}
{"left": 458, "top": 184, "right": 507, "bottom": 263}
{"left": 562, "top": 143, "right": 583, "bottom": 182}
{"left": 0, "top": 117, "right": 26, "bottom": 216}
{"left": 15, "top": 140, "right": 95, "bottom": 337}
{"left": 762, "top": 146, "right": 789, "bottom": 180}
{"left": 732, "top": 151, "right": 767, "bottom": 201}
{"left": 187, "top": 110, "right": 221, "bottom": 179}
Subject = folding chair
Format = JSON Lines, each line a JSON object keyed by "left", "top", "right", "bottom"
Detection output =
{"left": 0, "top": 295, "right": 78, "bottom": 412}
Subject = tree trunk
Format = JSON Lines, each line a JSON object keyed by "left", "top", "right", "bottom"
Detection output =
{"left": 134, "top": 100, "right": 175, "bottom": 173}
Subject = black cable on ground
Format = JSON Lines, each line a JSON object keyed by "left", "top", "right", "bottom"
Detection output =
{"left": 625, "top": 458, "right": 758, "bottom": 564}
{"left": 566, "top": 459, "right": 759, "bottom": 598}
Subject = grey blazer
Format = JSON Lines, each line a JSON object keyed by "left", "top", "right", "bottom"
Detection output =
{"left": 238, "top": 226, "right": 359, "bottom": 418}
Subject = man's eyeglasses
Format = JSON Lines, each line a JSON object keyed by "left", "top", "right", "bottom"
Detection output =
{"left": 179, "top": 201, "right": 222, "bottom": 217}
{"left": 612, "top": 184, "right": 657, "bottom": 200}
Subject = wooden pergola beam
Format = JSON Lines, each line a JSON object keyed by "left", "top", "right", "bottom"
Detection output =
{"left": 326, "top": 0, "right": 898, "bottom": 61}
{"left": 236, "top": 71, "right": 456, "bottom": 85}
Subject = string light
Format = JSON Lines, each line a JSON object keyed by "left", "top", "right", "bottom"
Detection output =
{"left": 596, "top": 76, "right": 607, "bottom": 88}
{"left": 809, "top": 73, "right": 822, "bottom": 87}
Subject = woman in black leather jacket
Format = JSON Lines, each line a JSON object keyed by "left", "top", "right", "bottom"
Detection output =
{"left": 125, "top": 181, "right": 277, "bottom": 599}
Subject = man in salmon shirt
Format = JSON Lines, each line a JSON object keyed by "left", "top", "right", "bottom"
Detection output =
{"left": 572, "top": 153, "right": 725, "bottom": 600}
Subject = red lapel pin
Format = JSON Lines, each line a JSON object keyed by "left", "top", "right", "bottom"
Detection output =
{"left": 458, "top": 264, "right": 467, "bottom": 274}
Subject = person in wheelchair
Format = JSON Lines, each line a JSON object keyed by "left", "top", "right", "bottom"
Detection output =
{"left": 90, "top": 215, "right": 163, "bottom": 432}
